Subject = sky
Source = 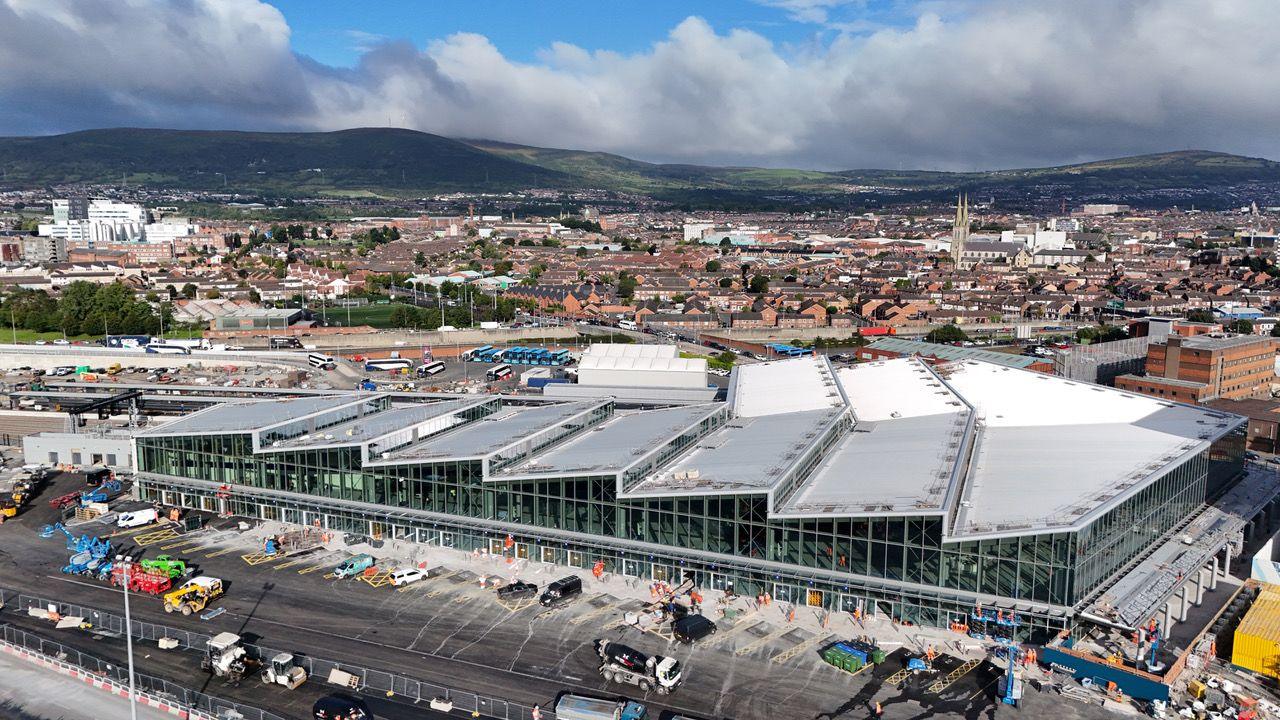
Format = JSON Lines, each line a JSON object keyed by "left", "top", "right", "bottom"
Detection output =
{"left": 0, "top": 0, "right": 1276, "bottom": 171}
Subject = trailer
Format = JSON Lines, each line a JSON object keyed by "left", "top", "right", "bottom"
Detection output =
{"left": 264, "top": 528, "right": 323, "bottom": 557}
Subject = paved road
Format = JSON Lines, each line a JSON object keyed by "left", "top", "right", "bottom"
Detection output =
{"left": 0, "top": 647, "right": 175, "bottom": 720}
{"left": 0, "top": 472, "right": 1133, "bottom": 720}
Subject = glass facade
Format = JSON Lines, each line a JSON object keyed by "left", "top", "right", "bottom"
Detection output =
{"left": 135, "top": 420, "right": 1244, "bottom": 642}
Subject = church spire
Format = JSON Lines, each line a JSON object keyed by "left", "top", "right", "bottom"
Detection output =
{"left": 950, "top": 193, "right": 970, "bottom": 265}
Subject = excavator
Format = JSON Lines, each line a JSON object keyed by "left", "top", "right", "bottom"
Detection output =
{"left": 162, "top": 576, "right": 223, "bottom": 615}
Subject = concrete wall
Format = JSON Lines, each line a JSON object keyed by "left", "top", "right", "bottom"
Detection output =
{"left": 304, "top": 326, "right": 580, "bottom": 350}
{"left": 0, "top": 345, "right": 308, "bottom": 372}
{"left": 23, "top": 431, "right": 133, "bottom": 469}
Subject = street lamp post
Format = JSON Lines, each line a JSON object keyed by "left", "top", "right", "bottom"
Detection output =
{"left": 120, "top": 556, "right": 139, "bottom": 720}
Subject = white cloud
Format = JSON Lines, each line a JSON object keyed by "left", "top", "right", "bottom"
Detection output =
{"left": 2, "top": 0, "right": 1280, "bottom": 170}
{"left": 754, "top": 0, "right": 863, "bottom": 24}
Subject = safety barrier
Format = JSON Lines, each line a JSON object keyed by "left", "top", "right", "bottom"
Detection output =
{"left": 0, "top": 624, "right": 282, "bottom": 720}
{"left": 9, "top": 588, "right": 554, "bottom": 720}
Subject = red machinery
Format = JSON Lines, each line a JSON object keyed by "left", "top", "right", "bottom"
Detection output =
{"left": 109, "top": 563, "right": 173, "bottom": 595}
{"left": 49, "top": 492, "right": 81, "bottom": 510}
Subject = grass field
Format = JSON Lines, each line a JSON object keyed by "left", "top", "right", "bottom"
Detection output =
{"left": 325, "top": 303, "right": 408, "bottom": 328}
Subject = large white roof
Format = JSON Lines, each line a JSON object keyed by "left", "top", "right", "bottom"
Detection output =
{"left": 578, "top": 354, "right": 706, "bottom": 373}
{"left": 730, "top": 355, "right": 845, "bottom": 417}
{"left": 941, "top": 361, "right": 1239, "bottom": 538}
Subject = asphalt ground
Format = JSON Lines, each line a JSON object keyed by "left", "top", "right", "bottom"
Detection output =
{"left": 0, "top": 471, "right": 1131, "bottom": 720}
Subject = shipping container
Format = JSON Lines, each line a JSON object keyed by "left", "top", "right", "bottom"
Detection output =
{"left": 1232, "top": 584, "right": 1280, "bottom": 679}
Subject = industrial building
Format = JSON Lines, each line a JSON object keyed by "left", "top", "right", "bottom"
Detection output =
{"left": 132, "top": 356, "right": 1255, "bottom": 640}
{"left": 544, "top": 343, "right": 716, "bottom": 403}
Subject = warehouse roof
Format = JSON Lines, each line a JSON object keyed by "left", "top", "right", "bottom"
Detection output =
{"left": 497, "top": 404, "right": 721, "bottom": 478}
{"left": 578, "top": 353, "right": 706, "bottom": 373}
{"left": 729, "top": 355, "right": 845, "bottom": 417}
{"left": 137, "top": 394, "right": 365, "bottom": 436}
{"left": 260, "top": 399, "right": 479, "bottom": 450}
{"left": 382, "top": 401, "right": 596, "bottom": 461}
{"left": 865, "top": 337, "right": 1042, "bottom": 369}
{"left": 628, "top": 408, "right": 845, "bottom": 495}
{"left": 776, "top": 359, "right": 971, "bottom": 517}
{"left": 942, "top": 361, "right": 1239, "bottom": 538}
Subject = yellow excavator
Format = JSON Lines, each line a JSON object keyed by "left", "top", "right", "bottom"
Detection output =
{"left": 162, "top": 576, "right": 224, "bottom": 615}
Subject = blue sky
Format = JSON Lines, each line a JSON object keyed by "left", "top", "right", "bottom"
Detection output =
{"left": 4, "top": 0, "right": 1277, "bottom": 169}
{"left": 271, "top": 0, "right": 914, "bottom": 67}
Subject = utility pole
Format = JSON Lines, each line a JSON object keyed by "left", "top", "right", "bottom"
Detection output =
{"left": 121, "top": 558, "right": 139, "bottom": 720}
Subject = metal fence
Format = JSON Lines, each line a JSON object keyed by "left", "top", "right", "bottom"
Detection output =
{"left": 8, "top": 589, "right": 553, "bottom": 720}
{"left": 0, "top": 623, "right": 286, "bottom": 720}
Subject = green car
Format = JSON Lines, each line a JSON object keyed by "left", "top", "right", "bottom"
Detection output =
{"left": 140, "top": 555, "right": 188, "bottom": 579}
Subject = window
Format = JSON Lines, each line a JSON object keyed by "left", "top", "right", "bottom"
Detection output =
{"left": 47, "top": 452, "right": 58, "bottom": 464}
{"left": 71, "top": 452, "right": 82, "bottom": 465}
{"left": 107, "top": 454, "right": 117, "bottom": 466}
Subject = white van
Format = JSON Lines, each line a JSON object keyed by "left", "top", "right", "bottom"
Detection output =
{"left": 116, "top": 508, "right": 159, "bottom": 528}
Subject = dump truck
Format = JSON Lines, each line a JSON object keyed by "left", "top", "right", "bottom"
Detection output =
{"left": 201, "top": 632, "right": 259, "bottom": 682}
{"left": 163, "top": 576, "right": 223, "bottom": 615}
{"left": 596, "top": 640, "right": 682, "bottom": 695}
{"left": 333, "top": 554, "right": 375, "bottom": 579}
{"left": 260, "top": 652, "right": 308, "bottom": 690}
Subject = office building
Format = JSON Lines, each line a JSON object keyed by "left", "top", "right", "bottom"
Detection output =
{"left": 133, "top": 357, "right": 1247, "bottom": 640}
{"left": 1116, "top": 334, "right": 1277, "bottom": 403}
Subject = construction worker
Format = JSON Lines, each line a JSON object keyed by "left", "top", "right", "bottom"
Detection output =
{"left": 873, "top": 701, "right": 883, "bottom": 717}
{"left": 531, "top": 705, "right": 541, "bottom": 720}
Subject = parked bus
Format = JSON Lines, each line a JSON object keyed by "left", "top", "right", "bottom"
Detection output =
{"left": 486, "top": 364, "right": 513, "bottom": 381}
{"left": 145, "top": 343, "right": 191, "bottom": 355}
{"left": 365, "top": 358, "right": 413, "bottom": 372}
{"left": 462, "top": 345, "right": 493, "bottom": 361}
{"left": 417, "top": 361, "right": 446, "bottom": 377}
{"left": 307, "top": 352, "right": 336, "bottom": 369}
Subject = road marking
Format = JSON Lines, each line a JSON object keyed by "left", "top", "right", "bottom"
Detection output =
{"left": 568, "top": 601, "right": 622, "bottom": 626}
{"left": 927, "top": 658, "right": 981, "bottom": 694}
{"left": 202, "top": 547, "right": 237, "bottom": 558}
{"left": 771, "top": 632, "right": 834, "bottom": 664}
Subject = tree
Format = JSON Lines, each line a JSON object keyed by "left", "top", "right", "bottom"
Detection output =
{"left": 617, "top": 273, "right": 637, "bottom": 299}
{"left": 748, "top": 275, "right": 770, "bottom": 294}
{"left": 718, "top": 277, "right": 733, "bottom": 289}
{"left": 926, "top": 324, "right": 970, "bottom": 344}
{"left": 705, "top": 260, "right": 721, "bottom": 272}
{"left": 414, "top": 251, "right": 427, "bottom": 267}
{"left": 1271, "top": 324, "right": 1280, "bottom": 338}
{"left": 205, "top": 288, "right": 221, "bottom": 299}
{"left": 1186, "top": 309, "right": 1215, "bottom": 323}
{"left": 1229, "top": 319, "right": 1255, "bottom": 335}
{"left": 181, "top": 283, "right": 198, "bottom": 300}
{"left": 248, "top": 289, "right": 262, "bottom": 303}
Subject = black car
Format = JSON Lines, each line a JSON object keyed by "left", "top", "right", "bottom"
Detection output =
{"left": 313, "top": 693, "right": 371, "bottom": 720}
{"left": 672, "top": 614, "right": 717, "bottom": 644}
{"left": 539, "top": 575, "right": 583, "bottom": 607}
{"left": 496, "top": 580, "right": 538, "bottom": 601}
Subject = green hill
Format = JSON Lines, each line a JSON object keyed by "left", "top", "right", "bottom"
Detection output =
{"left": 0, "top": 127, "right": 574, "bottom": 196}
{"left": 0, "top": 128, "right": 1277, "bottom": 202}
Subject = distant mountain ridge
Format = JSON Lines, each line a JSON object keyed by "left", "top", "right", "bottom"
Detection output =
{"left": 0, "top": 127, "right": 1277, "bottom": 203}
